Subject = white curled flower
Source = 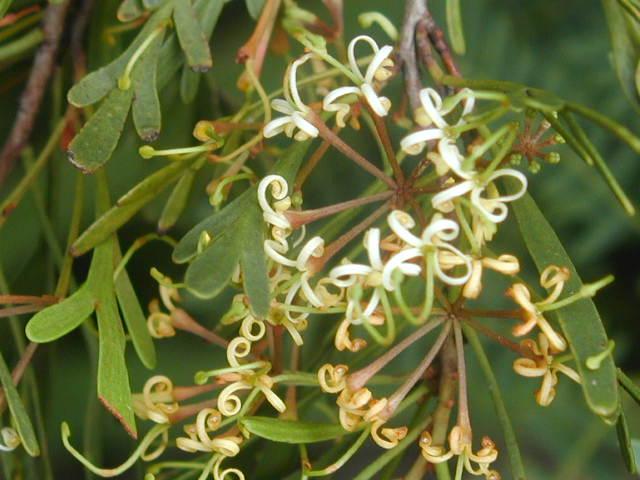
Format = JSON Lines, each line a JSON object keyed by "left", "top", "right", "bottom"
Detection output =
{"left": 432, "top": 167, "right": 528, "bottom": 222}
{"left": 330, "top": 228, "right": 420, "bottom": 324}
{"left": 323, "top": 35, "right": 394, "bottom": 126}
{"left": 284, "top": 236, "right": 326, "bottom": 311}
{"left": 263, "top": 53, "right": 319, "bottom": 141}
{"left": 382, "top": 211, "right": 472, "bottom": 290}
{"left": 400, "top": 87, "right": 475, "bottom": 156}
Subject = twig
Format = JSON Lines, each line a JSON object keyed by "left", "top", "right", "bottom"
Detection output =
{"left": 421, "top": 4, "right": 461, "bottom": 77}
{"left": 0, "top": 0, "right": 71, "bottom": 185}
{"left": 398, "top": 0, "right": 426, "bottom": 112}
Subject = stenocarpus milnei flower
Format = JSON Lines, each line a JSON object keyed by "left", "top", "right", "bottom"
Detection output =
{"left": 507, "top": 264, "right": 570, "bottom": 352}
{"left": 323, "top": 35, "right": 394, "bottom": 126}
{"left": 513, "top": 333, "right": 581, "bottom": 407}
{"left": 263, "top": 53, "right": 319, "bottom": 141}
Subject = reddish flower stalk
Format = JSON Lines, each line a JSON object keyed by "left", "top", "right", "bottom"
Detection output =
{"left": 285, "top": 191, "right": 393, "bottom": 229}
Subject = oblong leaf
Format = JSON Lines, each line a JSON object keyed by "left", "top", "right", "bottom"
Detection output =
{"left": 132, "top": 27, "right": 164, "bottom": 142}
{"left": 241, "top": 416, "right": 346, "bottom": 444}
{"left": 25, "top": 288, "right": 95, "bottom": 342}
{"left": 0, "top": 351, "right": 40, "bottom": 456}
{"left": 115, "top": 266, "right": 156, "bottom": 369}
{"left": 173, "top": 0, "right": 212, "bottom": 72}
{"left": 185, "top": 231, "right": 241, "bottom": 298}
{"left": 172, "top": 189, "right": 252, "bottom": 263}
{"left": 180, "top": 64, "right": 200, "bottom": 104}
{"left": 617, "top": 405, "right": 638, "bottom": 474}
{"left": 67, "top": 88, "right": 133, "bottom": 173}
{"left": 507, "top": 183, "right": 619, "bottom": 422}
{"left": 239, "top": 205, "right": 269, "bottom": 317}
{"left": 158, "top": 167, "right": 196, "bottom": 233}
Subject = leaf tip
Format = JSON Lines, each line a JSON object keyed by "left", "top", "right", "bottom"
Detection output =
{"left": 98, "top": 395, "right": 138, "bottom": 439}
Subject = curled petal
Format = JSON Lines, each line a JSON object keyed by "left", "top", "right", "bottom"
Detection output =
{"left": 418, "top": 88, "right": 447, "bottom": 129}
{"left": 264, "top": 239, "right": 297, "bottom": 267}
{"left": 347, "top": 35, "right": 382, "bottom": 81}
{"left": 364, "top": 45, "right": 394, "bottom": 83}
{"left": 371, "top": 420, "right": 407, "bottom": 449}
{"left": 482, "top": 254, "right": 520, "bottom": 275}
{"left": 431, "top": 180, "right": 474, "bottom": 212}
{"left": 382, "top": 247, "right": 423, "bottom": 291}
{"left": 323, "top": 86, "right": 360, "bottom": 127}
{"left": 432, "top": 243, "right": 472, "bottom": 286}
{"left": 226, "top": 337, "right": 252, "bottom": 368}
{"left": 317, "top": 364, "right": 348, "bottom": 393}
{"left": 361, "top": 83, "right": 391, "bottom": 117}
{"left": 422, "top": 216, "right": 460, "bottom": 244}
{"left": 218, "top": 382, "right": 251, "bottom": 416}
{"left": 263, "top": 116, "right": 294, "bottom": 139}
{"left": 400, "top": 128, "right": 444, "bottom": 155}
{"left": 387, "top": 210, "right": 421, "bottom": 247}
{"left": 296, "top": 236, "right": 324, "bottom": 271}
{"left": 513, "top": 358, "right": 547, "bottom": 378}
{"left": 287, "top": 53, "right": 314, "bottom": 112}
{"left": 240, "top": 315, "right": 266, "bottom": 342}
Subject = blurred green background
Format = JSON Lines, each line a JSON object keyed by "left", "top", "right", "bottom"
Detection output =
{"left": 1, "top": 0, "right": 639, "bottom": 478}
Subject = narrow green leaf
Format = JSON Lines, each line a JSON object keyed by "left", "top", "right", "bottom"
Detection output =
{"left": 239, "top": 205, "right": 270, "bottom": 317}
{"left": 117, "top": 158, "right": 194, "bottom": 206}
{"left": 93, "top": 175, "right": 137, "bottom": 437}
{"left": 463, "top": 325, "right": 527, "bottom": 480}
{"left": 616, "top": 405, "right": 638, "bottom": 474}
{"left": 117, "top": 0, "right": 144, "bottom": 22}
{"left": 245, "top": 0, "right": 265, "bottom": 19}
{"left": 197, "top": 0, "right": 227, "bottom": 37}
{"left": 560, "top": 111, "right": 635, "bottom": 215}
{"left": 618, "top": 368, "right": 640, "bottom": 405}
{"left": 132, "top": 27, "right": 164, "bottom": 142}
{"left": 96, "top": 286, "right": 137, "bottom": 438}
{"left": 180, "top": 64, "right": 201, "bottom": 103}
{"left": 446, "top": 0, "right": 465, "bottom": 55}
{"left": 71, "top": 196, "right": 149, "bottom": 257}
{"left": 241, "top": 417, "right": 346, "bottom": 444}
{"left": 602, "top": 0, "right": 640, "bottom": 109}
{"left": 25, "top": 288, "right": 95, "bottom": 342}
{"left": 185, "top": 230, "right": 242, "bottom": 298}
{"left": 114, "top": 260, "right": 157, "bottom": 370}
{"left": 67, "top": 88, "right": 133, "bottom": 173}
{"left": 173, "top": 0, "right": 212, "bottom": 72}
{"left": 158, "top": 167, "right": 196, "bottom": 233}
{"left": 507, "top": 184, "right": 619, "bottom": 422}
{"left": 0, "top": 351, "right": 40, "bottom": 456}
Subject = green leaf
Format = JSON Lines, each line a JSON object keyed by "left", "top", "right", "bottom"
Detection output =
{"left": 158, "top": 167, "right": 196, "bottom": 233}
{"left": 463, "top": 325, "right": 526, "bottom": 480}
{"left": 507, "top": 184, "right": 619, "bottom": 422}
{"left": 72, "top": 159, "right": 196, "bottom": 256}
{"left": 618, "top": 368, "right": 640, "bottom": 405}
{"left": 67, "top": 87, "right": 134, "bottom": 173}
{"left": 241, "top": 417, "right": 346, "bottom": 444}
{"left": 0, "top": 0, "right": 14, "bottom": 18}
{"left": 239, "top": 205, "right": 270, "bottom": 317}
{"left": 25, "top": 288, "right": 95, "bottom": 342}
{"left": 602, "top": 0, "right": 640, "bottom": 109}
{"left": 180, "top": 64, "right": 201, "bottom": 103}
{"left": 67, "top": 2, "right": 174, "bottom": 107}
{"left": 0, "top": 351, "right": 40, "bottom": 456}
{"left": 446, "top": 0, "right": 465, "bottom": 55}
{"left": 132, "top": 27, "right": 164, "bottom": 142}
{"left": 71, "top": 196, "right": 149, "bottom": 257}
{"left": 245, "top": 0, "right": 265, "bottom": 19}
{"left": 96, "top": 285, "right": 137, "bottom": 438}
{"left": 172, "top": 189, "right": 253, "bottom": 263}
{"left": 185, "top": 229, "right": 242, "bottom": 298}
{"left": 114, "top": 261, "right": 157, "bottom": 370}
{"left": 117, "top": 0, "right": 144, "bottom": 22}
{"left": 616, "top": 405, "right": 638, "bottom": 474}
{"left": 173, "top": 0, "right": 213, "bottom": 72}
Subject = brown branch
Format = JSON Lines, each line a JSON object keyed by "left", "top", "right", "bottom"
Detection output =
{"left": 397, "top": 0, "right": 426, "bottom": 113}
{"left": 0, "top": 0, "right": 71, "bottom": 186}
{"left": 421, "top": 5, "right": 461, "bottom": 78}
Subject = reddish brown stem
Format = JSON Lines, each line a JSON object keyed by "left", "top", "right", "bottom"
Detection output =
{"left": 308, "top": 113, "right": 396, "bottom": 189}
{"left": 173, "top": 383, "right": 217, "bottom": 402}
{"left": 0, "top": 0, "right": 71, "bottom": 185}
{"left": 0, "top": 294, "right": 57, "bottom": 305}
{"left": 285, "top": 191, "right": 393, "bottom": 229}
{"left": 366, "top": 104, "right": 405, "bottom": 185}
{"left": 171, "top": 309, "right": 229, "bottom": 349}
{"left": 462, "top": 315, "right": 534, "bottom": 359}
